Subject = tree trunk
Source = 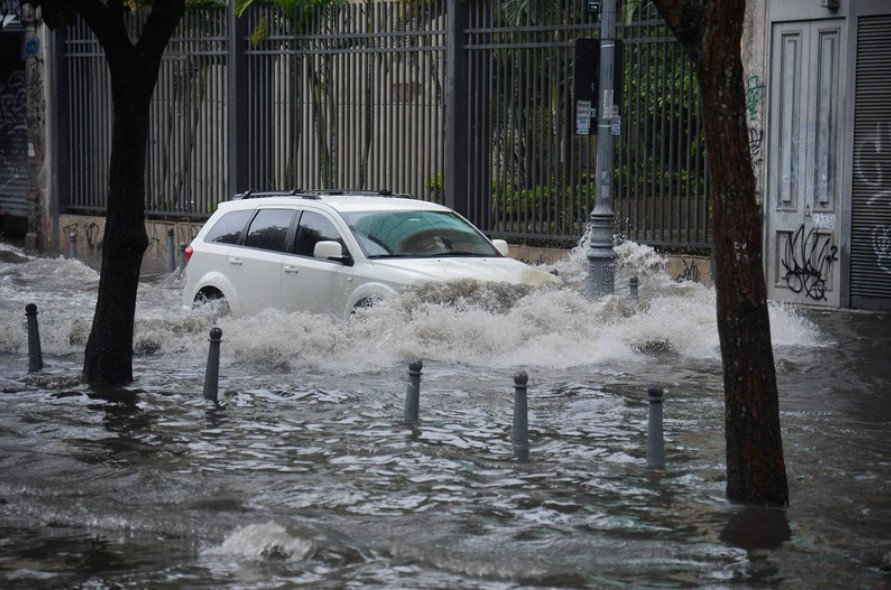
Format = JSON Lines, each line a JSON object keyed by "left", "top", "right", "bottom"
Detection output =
{"left": 82, "top": 59, "right": 154, "bottom": 385}
{"left": 653, "top": 0, "right": 789, "bottom": 504}
{"left": 79, "top": 0, "right": 185, "bottom": 386}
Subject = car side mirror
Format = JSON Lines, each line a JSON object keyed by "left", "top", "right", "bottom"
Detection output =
{"left": 492, "top": 239, "right": 509, "bottom": 257}
{"left": 313, "top": 240, "right": 353, "bottom": 266}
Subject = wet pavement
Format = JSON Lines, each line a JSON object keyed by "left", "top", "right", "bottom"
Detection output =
{"left": 0, "top": 241, "right": 889, "bottom": 589}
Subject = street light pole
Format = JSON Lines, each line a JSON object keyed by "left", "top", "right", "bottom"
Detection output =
{"left": 586, "top": 0, "right": 617, "bottom": 300}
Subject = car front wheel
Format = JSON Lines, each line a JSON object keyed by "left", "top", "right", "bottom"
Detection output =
{"left": 193, "top": 289, "right": 230, "bottom": 315}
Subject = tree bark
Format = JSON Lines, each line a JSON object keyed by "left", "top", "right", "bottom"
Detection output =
{"left": 77, "top": 0, "right": 184, "bottom": 385}
{"left": 652, "top": 0, "right": 788, "bottom": 504}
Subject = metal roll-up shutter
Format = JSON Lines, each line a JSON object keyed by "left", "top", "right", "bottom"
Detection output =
{"left": 0, "top": 29, "right": 29, "bottom": 220}
{"left": 850, "top": 14, "right": 891, "bottom": 310}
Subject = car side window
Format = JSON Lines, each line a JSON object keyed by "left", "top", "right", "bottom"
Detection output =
{"left": 293, "top": 211, "right": 345, "bottom": 257}
{"left": 204, "top": 210, "right": 253, "bottom": 245}
{"left": 243, "top": 209, "right": 296, "bottom": 253}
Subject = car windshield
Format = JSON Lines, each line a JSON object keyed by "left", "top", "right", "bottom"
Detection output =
{"left": 342, "top": 210, "right": 502, "bottom": 258}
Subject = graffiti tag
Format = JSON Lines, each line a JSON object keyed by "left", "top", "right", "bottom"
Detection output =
{"left": 781, "top": 224, "right": 838, "bottom": 301}
{"left": 745, "top": 75, "right": 766, "bottom": 171}
{"left": 874, "top": 226, "right": 891, "bottom": 275}
{"left": 854, "top": 121, "right": 891, "bottom": 276}
{"left": 745, "top": 75, "right": 765, "bottom": 122}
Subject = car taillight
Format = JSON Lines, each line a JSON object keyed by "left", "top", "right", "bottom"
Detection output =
{"left": 184, "top": 245, "right": 194, "bottom": 264}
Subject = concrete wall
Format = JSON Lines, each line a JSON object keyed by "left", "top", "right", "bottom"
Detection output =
{"left": 742, "top": 0, "right": 769, "bottom": 208}
{"left": 58, "top": 214, "right": 199, "bottom": 265}
{"left": 59, "top": 213, "right": 712, "bottom": 286}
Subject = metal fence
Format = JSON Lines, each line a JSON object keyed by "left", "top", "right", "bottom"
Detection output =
{"left": 61, "top": 9, "right": 229, "bottom": 219}
{"left": 240, "top": 0, "right": 446, "bottom": 199}
{"left": 57, "top": 0, "right": 710, "bottom": 251}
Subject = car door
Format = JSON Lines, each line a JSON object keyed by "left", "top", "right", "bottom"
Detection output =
{"left": 282, "top": 209, "right": 350, "bottom": 316}
{"left": 226, "top": 208, "right": 296, "bottom": 314}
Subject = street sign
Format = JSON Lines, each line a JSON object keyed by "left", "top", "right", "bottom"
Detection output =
{"left": 576, "top": 101, "right": 592, "bottom": 136}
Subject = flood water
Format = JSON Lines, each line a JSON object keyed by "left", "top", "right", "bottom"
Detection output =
{"left": 1, "top": 240, "right": 889, "bottom": 589}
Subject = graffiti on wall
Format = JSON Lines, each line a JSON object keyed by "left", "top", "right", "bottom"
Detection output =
{"left": 781, "top": 224, "right": 838, "bottom": 301}
{"left": 855, "top": 120, "right": 891, "bottom": 276}
{"left": 0, "top": 69, "right": 27, "bottom": 193}
{"left": 674, "top": 258, "right": 701, "bottom": 283}
{"left": 746, "top": 74, "right": 766, "bottom": 172}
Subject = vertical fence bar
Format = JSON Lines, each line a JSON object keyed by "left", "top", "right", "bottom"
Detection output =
{"left": 444, "top": 0, "right": 469, "bottom": 217}
{"left": 228, "top": 3, "right": 248, "bottom": 197}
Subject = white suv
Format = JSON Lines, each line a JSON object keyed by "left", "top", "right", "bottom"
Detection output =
{"left": 182, "top": 190, "right": 561, "bottom": 319}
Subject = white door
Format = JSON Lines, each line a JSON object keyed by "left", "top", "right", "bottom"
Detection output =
{"left": 226, "top": 208, "right": 294, "bottom": 313}
{"left": 281, "top": 210, "right": 350, "bottom": 316}
{"left": 765, "top": 19, "right": 845, "bottom": 306}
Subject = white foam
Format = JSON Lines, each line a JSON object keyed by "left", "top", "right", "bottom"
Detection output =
{"left": 203, "top": 522, "right": 313, "bottom": 561}
{"left": 0, "top": 240, "right": 826, "bottom": 373}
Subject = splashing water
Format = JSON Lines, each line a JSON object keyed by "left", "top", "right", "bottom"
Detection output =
{"left": 0, "top": 240, "right": 825, "bottom": 375}
{"left": 203, "top": 522, "right": 314, "bottom": 561}
{"left": 0, "top": 239, "right": 887, "bottom": 590}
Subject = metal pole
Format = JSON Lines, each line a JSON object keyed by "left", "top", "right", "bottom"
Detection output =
{"left": 586, "top": 0, "right": 617, "bottom": 300}
{"left": 629, "top": 276, "right": 639, "bottom": 301}
{"left": 444, "top": 0, "right": 470, "bottom": 217}
{"left": 203, "top": 327, "right": 223, "bottom": 402}
{"left": 404, "top": 359, "right": 423, "bottom": 423}
{"left": 512, "top": 372, "right": 529, "bottom": 461}
{"left": 166, "top": 227, "right": 176, "bottom": 273}
{"left": 179, "top": 243, "right": 187, "bottom": 276}
{"left": 25, "top": 304, "right": 44, "bottom": 373}
{"left": 68, "top": 232, "right": 78, "bottom": 260}
{"left": 647, "top": 385, "right": 665, "bottom": 468}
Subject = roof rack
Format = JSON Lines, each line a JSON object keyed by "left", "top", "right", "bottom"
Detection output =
{"left": 231, "top": 190, "right": 318, "bottom": 201}
{"left": 230, "top": 189, "right": 414, "bottom": 201}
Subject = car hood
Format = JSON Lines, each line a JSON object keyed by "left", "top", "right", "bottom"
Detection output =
{"left": 368, "top": 257, "right": 561, "bottom": 287}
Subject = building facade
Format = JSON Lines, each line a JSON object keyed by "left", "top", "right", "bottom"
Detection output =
{"left": 5, "top": 0, "right": 891, "bottom": 310}
{"left": 755, "top": 0, "right": 891, "bottom": 309}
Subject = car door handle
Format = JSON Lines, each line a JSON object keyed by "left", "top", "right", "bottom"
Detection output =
{"left": 283, "top": 265, "right": 299, "bottom": 274}
{"left": 228, "top": 257, "right": 243, "bottom": 266}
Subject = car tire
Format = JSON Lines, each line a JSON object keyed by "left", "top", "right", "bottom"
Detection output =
{"left": 193, "top": 289, "right": 230, "bottom": 315}
{"left": 348, "top": 297, "right": 381, "bottom": 320}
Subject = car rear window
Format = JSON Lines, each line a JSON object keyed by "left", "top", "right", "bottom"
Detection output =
{"left": 204, "top": 210, "right": 253, "bottom": 245}
{"left": 244, "top": 209, "right": 296, "bottom": 253}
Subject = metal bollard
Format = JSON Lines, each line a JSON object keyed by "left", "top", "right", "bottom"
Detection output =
{"left": 25, "top": 304, "right": 44, "bottom": 373}
{"left": 403, "top": 359, "right": 423, "bottom": 423}
{"left": 512, "top": 372, "right": 529, "bottom": 460}
{"left": 629, "top": 276, "right": 639, "bottom": 301}
{"left": 203, "top": 327, "right": 223, "bottom": 402}
{"left": 68, "top": 232, "right": 78, "bottom": 260}
{"left": 647, "top": 385, "right": 665, "bottom": 468}
{"left": 166, "top": 227, "right": 176, "bottom": 273}
{"left": 178, "top": 243, "right": 187, "bottom": 276}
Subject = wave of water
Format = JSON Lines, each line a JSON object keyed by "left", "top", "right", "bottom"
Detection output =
{"left": 1, "top": 240, "right": 887, "bottom": 590}
{"left": 0, "top": 240, "right": 825, "bottom": 376}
